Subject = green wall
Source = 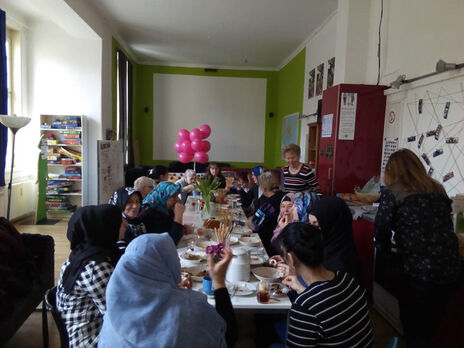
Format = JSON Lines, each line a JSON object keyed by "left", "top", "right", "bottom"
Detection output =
{"left": 112, "top": 38, "right": 306, "bottom": 169}
{"left": 269, "top": 48, "right": 306, "bottom": 168}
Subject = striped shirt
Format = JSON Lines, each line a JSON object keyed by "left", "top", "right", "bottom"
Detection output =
{"left": 287, "top": 272, "right": 373, "bottom": 348}
{"left": 283, "top": 164, "right": 320, "bottom": 193}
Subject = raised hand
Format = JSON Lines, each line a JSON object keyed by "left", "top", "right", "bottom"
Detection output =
{"left": 207, "top": 247, "right": 233, "bottom": 290}
{"left": 282, "top": 275, "right": 306, "bottom": 294}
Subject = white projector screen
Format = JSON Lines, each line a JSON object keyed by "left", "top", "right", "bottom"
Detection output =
{"left": 153, "top": 74, "right": 267, "bottom": 162}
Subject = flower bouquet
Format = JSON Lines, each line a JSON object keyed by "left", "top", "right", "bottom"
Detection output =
{"left": 194, "top": 176, "right": 221, "bottom": 218}
{"left": 206, "top": 243, "right": 225, "bottom": 263}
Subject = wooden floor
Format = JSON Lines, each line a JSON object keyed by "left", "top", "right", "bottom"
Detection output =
{"left": 6, "top": 217, "right": 404, "bottom": 348}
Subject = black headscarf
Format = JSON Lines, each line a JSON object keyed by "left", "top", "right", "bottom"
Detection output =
{"left": 309, "top": 197, "right": 363, "bottom": 284}
{"left": 62, "top": 204, "right": 122, "bottom": 293}
{"left": 108, "top": 186, "right": 143, "bottom": 224}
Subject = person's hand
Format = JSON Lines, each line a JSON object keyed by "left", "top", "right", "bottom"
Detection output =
{"left": 282, "top": 275, "right": 306, "bottom": 294}
{"left": 173, "top": 202, "right": 185, "bottom": 224}
{"left": 207, "top": 247, "right": 233, "bottom": 290}
{"left": 246, "top": 216, "right": 255, "bottom": 230}
{"left": 178, "top": 273, "right": 192, "bottom": 289}
{"left": 277, "top": 263, "right": 294, "bottom": 277}
{"left": 278, "top": 215, "right": 289, "bottom": 229}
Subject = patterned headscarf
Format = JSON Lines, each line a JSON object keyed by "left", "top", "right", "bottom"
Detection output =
{"left": 142, "top": 181, "right": 181, "bottom": 215}
{"left": 271, "top": 192, "right": 316, "bottom": 243}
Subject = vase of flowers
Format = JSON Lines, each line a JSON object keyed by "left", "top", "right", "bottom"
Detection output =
{"left": 194, "top": 176, "right": 221, "bottom": 219}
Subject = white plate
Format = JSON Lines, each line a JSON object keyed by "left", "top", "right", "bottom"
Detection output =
{"left": 179, "top": 251, "right": 207, "bottom": 263}
{"left": 228, "top": 236, "right": 239, "bottom": 245}
{"left": 250, "top": 255, "right": 265, "bottom": 265}
{"left": 230, "top": 282, "right": 256, "bottom": 296}
{"left": 232, "top": 226, "right": 253, "bottom": 235}
{"left": 239, "top": 236, "right": 261, "bottom": 247}
{"left": 252, "top": 267, "right": 282, "bottom": 282}
{"left": 181, "top": 265, "right": 209, "bottom": 282}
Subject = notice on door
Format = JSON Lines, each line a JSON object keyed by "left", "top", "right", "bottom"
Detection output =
{"left": 338, "top": 92, "right": 358, "bottom": 140}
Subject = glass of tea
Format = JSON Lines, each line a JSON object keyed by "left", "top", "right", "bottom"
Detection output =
{"left": 257, "top": 280, "right": 270, "bottom": 303}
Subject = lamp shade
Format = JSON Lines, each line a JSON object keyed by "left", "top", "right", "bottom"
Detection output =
{"left": 0, "top": 115, "right": 31, "bottom": 133}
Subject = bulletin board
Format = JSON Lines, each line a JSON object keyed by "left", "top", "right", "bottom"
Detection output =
{"left": 97, "top": 140, "right": 124, "bottom": 204}
{"left": 382, "top": 72, "right": 464, "bottom": 196}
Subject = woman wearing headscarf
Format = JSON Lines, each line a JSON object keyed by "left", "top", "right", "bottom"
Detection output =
{"left": 56, "top": 205, "right": 126, "bottom": 348}
{"left": 98, "top": 233, "right": 237, "bottom": 348}
{"left": 308, "top": 196, "right": 363, "bottom": 285}
{"left": 270, "top": 191, "right": 315, "bottom": 255}
{"left": 139, "top": 181, "right": 186, "bottom": 245}
{"left": 108, "top": 187, "right": 146, "bottom": 251}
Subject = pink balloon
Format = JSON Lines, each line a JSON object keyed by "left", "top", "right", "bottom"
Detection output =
{"left": 191, "top": 139, "right": 203, "bottom": 152}
{"left": 199, "top": 124, "right": 211, "bottom": 138}
{"left": 174, "top": 141, "right": 182, "bottom": 153}
{"left": 179, "top": 152, "right": 193, "bottom": 163}
{"left": 190, "top": 128, "right": 202, "bottom": 141}
{"left": 194, "top": 151, "right": 209, "bottom": 163}
{"left": 201, "top": 140, "right": 211, "bottom": 152}
{"left": 178, "top": 129, "right": 190, "bottom": 141}
{"left": 181, "top": 140, "right": 192, "bottom": 153}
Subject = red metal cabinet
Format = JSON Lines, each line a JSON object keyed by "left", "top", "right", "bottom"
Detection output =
{"left": 317, "top": 84, "right": 386, "bottom": 196}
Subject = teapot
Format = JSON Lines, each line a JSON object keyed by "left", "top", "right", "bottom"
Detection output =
{"left": 226, "top": 248, "right": 250, "bottom": 282}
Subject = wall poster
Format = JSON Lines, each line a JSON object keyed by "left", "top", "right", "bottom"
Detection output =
{"left": 381, "top": 138, "right": 399, "bottom": 172}
{"left": 321, "top": 114, "right": 333, "bottom": 138}
{"left": 308, "top": 69, "right": 315, "bottom": 99}
{"left": 281, "top": 113, "right": 299, "bottom": 150}
{"left": 338, "top": 92, "right": 358, "bottom": 140}
{"left": 327, "top": 57, "right": 335, "bottom": 89}
{"left": 316, "top": 63, "right": 324, "bottom": 96}
{"left": 98, "top": 140, "right": 124, "bottom": 204}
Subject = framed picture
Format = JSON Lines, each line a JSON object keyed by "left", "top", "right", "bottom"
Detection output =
{"left": 308, "top": 69, "right": 315, "bottom": 99}
{"left": 327, "top": 57, "right": 335, "bottom": 89}
{"left": 316, "top": 63, "right": 324, "bottom": 96}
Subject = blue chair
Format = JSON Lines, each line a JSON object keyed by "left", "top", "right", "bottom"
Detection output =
{"left": 386, "top": 336, "right": 398, "bottom": 348}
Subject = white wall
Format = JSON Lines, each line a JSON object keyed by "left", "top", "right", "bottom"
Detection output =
{"left": 26, "top": 19, "right": 101, "bottom": 205}
{"left": 300, "top": 13, "right": 337, "bottom": 161}
{"left": 365, "top": 0, "right": 464, "bottom": 85}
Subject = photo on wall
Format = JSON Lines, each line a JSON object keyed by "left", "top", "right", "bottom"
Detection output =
{"left": 327, "top": 57, "right": 335, "bottom": 88}
{"left": 316, "top": 63, "right": 324, "bottom": 96}
{"left": 308, "top": 69, "right": 315, "bottom": 99}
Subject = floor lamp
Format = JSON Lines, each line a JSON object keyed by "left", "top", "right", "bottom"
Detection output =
{"left": 0, "top": 115, "right": 31, "bottom": 220}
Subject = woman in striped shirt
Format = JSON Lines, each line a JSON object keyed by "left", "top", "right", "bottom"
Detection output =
{"left": 282, "top": 144, "right": 320, "bottom": 194}
{"left": 280, "top": 222, "right": 373, "bottom": 347}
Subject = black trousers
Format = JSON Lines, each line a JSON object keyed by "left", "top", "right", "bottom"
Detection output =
{"left": 397, "top": 276, "right": 452, "bottom": 348}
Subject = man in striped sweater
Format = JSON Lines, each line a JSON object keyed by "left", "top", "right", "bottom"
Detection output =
{"left": 280, "top": 222, "right": 373, "bottom": 347}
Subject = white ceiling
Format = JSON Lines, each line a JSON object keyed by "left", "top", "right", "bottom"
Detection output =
{"left": 1, "top": 0, "right": 338, "bottom": 70}
{"left": 85, "top": 0, "right": 338, "bottom": 69}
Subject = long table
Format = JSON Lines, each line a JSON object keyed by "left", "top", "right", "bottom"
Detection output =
{"left": 179, "top": 197, "right": 291, "bottom": 311}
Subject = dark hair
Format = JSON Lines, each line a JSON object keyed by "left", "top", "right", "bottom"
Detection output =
{"left": 238, "top": 171, "right": 249, "bottom": 182}
{"left": 207, "top": 162, "right": 222, "bottom": 175}
{"left": 149, "top": 165, "right": 168, "bottom": 180}
{"left": 280, "top": 222, "right": 324, "bottom": 267}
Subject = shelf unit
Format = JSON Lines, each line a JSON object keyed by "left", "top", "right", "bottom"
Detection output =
{"left": 40, "top": 115, "right": 86, "bottom": 218}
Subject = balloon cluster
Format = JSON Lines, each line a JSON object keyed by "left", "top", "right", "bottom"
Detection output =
{"left": 174, "top": 124, "right": 211, "bottom": 163}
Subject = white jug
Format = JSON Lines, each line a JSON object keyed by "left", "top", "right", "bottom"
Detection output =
{"left": 226, "top": 248, "right": 250, "bottom": 282}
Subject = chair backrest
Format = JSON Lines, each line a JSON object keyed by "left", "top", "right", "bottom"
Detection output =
{"left": 44, "top": 286, "right": 69, "bottom": 348}
{"left": 386, "top": 336, "right": 398, "bottom": 348}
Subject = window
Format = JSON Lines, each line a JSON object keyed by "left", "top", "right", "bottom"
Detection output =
{"left": 116, "top": 50, "right": 133, "bottom": 167}
{"left": 4, "top": 27, "right": 21, "bottom": 176}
